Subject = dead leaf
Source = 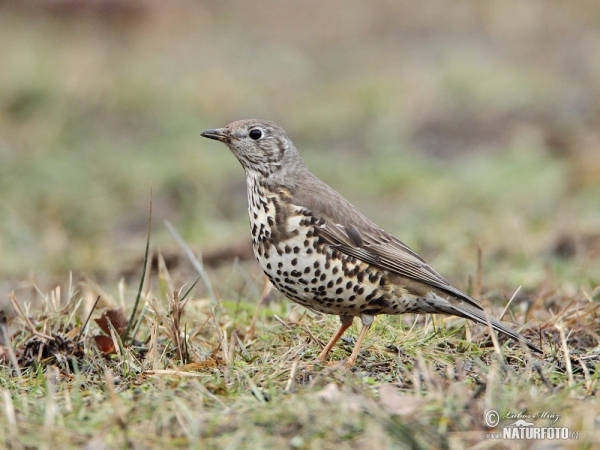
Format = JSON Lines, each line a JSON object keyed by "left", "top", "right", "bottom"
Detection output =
{"left": 93, "top": 335, "right": 116, "bottom": 354}
{"left": 65, "top": 326, "right": 81, "bottom": 341}
{"left": 93, "top": 308, "right": 128, "bottom": 354}
{"left": 94, "top": 308, "right": 128, "bottom": 337}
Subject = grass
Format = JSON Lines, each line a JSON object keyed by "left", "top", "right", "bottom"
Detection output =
{"left": 2, "top": 1, "right": 600, "bottom": 448}
{"left": 1, "top": 221, "right": 599, "bottom": 448}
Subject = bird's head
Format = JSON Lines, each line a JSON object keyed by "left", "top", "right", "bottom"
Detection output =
{"left": 201, "top": 119, "right": 306, "bottom": 185}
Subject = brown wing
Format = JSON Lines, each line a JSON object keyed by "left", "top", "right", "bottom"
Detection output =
{"left": 290, "top": 172, "right": 483, "bottom": 311}
{"left": 318, "top": 220, "right": 484, "bottom": 311}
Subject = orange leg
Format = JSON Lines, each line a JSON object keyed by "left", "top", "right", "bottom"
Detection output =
{"left": 345, "top": 323, "right": 371, "bottom": 368}
{"left": 246, "top": 278, "right": 274, "bottom": 343}
{"left": 315, "top": 316, "right": 353, "bottom": 362}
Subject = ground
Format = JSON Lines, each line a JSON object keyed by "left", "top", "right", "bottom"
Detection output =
{"left": 1, "top": 2, "right": 599, "bottom": 449}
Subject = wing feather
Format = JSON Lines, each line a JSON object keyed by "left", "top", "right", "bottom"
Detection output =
{"left": 318, "top": 220, "right": 484, "bottom": 310}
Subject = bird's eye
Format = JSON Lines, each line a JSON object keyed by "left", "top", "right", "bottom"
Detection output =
{"left": 249, "top": 129, "right": 263, "bottom": 140}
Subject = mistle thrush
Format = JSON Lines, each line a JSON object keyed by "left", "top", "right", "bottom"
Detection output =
{"left": 201, "top": 119, "right": 542, "bottom": 366}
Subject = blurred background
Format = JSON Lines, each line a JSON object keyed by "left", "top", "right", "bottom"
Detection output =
{"left": 1, "top": 0, "right": 599, "bottom": 304}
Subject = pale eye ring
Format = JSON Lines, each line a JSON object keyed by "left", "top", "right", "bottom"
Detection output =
{"left": 249, "top": 129, "right": 263, "bottom": 140}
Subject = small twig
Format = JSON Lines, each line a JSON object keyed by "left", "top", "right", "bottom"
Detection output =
{"left": 284, "top": 358, "right": 299, "bottom": 393}
{"left": 533, "top": 364, "right": 553, "bottom": 391}
{"left": 499, "top": 286, "right": 522, "bottom": 321}
{"left": 581, "top": 288, "right": 594, "bottom": 303}
{"left": 464, "top": 321, "right": 472, "bottom": 344}
{"left": 556, "top": 324, "right": 574, "bottom": 387}
{"left": 77, "top": 295, "right": 101, "bottom": 341}
{"left": 180, "top": 276, "right": 201, "bottom": 302}
{"left": 484, "top": 313, "right": 503, "bottom": 359}
{"left": 106, "top": 319, "right": 123, "bottom": 360}
{"left": 273, "top": 314, "right": 292, "bottom": 330}
{"left": 301, "top": 325, "right": 325, "bottom": 348}
{"left": 148, "top": 319, "right": 159, "bottom": 371}
{"left": 545, "top": 299, "right": 577, "bottom": 326}
{"left": 399, "top": 314, "right": 420, "bottom": 345}
{"left": 188, "top": 315, "right": 213, "bottom": 342}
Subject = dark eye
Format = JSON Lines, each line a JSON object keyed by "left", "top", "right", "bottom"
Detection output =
{"left": 249, "top": 129, "right": 262, "bottom": 140}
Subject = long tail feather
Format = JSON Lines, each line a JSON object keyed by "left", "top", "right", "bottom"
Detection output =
{"left": 450, "top": 302, "right": 542, "bottom": 354}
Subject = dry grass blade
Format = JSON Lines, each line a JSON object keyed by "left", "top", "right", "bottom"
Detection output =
{"left": 165, "top": 220, "right": 217, "bottom": 305}
{"left": 284, "top": 358, "right": 299, "bottom": 393}
{"left": 1, "top": 324, "right": 22, "bottom": 380}
{"left": 499, "top": 285, "right": 522, "bottom": 321}
{"left": 8, "top": 292, "right": 54, "bottom": 341}
{"left": 0, "top": 242, "right": 597, "bottom": 448}
{"left": 272, "top": 314, "right": 292, "bottom": 330}
{"left": 106, "top": 317, "right": 125, "bottom": 364}
{"left": 545, "top": 299, "right": 578, "bottom": 327}
{"left": 3, "top": 4, "right": 600, "bottom": 448}
{"left": 77, "top": 295, "right": 101, "bottom": 341}
{"left": 556, "top": 324, "right": 575, "bottom": 388}
{"left": 180, "top": 276, "right": 201, "bottom": 303}
{"left": 147, "top": 289, "right": 192, "bottom": 365}
{"left": 169, "top": 289, "right": 191, "bottom": 364}
{"left": 123, "top": 193, "right": 152, "bottom": 344}
{"left": 484, "top": 312, "right": 503, "bottom": 359}
{"left": 157, "top": 252, "right": 176, "bottom": 299}
{"left": 143, "top": 369, "right": 210, "bottom": 378}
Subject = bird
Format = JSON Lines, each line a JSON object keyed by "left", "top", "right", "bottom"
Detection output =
{"left": 201, "top": 119, "right": 542, "bottom": 366}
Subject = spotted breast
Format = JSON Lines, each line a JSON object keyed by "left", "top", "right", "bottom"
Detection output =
{"left": 247, "top": 173, "right": 414, "bottom": 320}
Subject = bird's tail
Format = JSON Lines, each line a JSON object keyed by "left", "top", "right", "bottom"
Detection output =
{"left": 449, "top": 301, "right": 542, "bottom": 354}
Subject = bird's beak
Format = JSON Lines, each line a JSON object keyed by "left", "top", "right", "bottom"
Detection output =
{"left": 201, "top": 128, "right": 229, "bottom": 142}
